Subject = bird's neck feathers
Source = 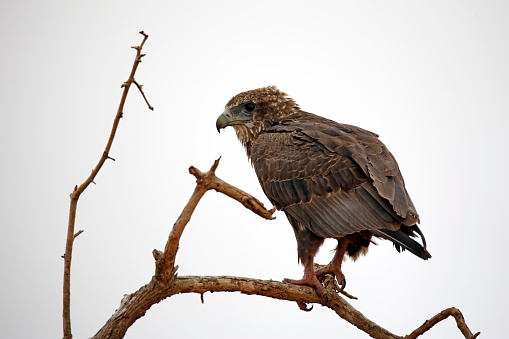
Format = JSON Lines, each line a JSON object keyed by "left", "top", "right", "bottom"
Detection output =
{"left": 233, "top": 121, "right": 270, "bottom": 157}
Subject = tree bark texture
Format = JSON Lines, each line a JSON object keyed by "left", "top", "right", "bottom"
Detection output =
{"left": 91, "top": 160, "right": 479, "bottom": 339}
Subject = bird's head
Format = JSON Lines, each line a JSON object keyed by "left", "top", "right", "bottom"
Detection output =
{"left": 216, "top": 86, "right": 299, "bottom": 148}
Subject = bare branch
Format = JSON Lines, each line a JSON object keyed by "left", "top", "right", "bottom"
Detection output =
{"left": 73, "top": 230, "right": 84, "bottom": 239}
{"left": 62, "top": 31, "right": 151, "bottom": 339}
{"left": 155, "top": 182, "right": 208, "bottom": 284}
{"left": 154, "top": 158, "right": 275, "bottom": 285}
{"left": 189, "top": 158, "right": 276, "bottom": 220}
{"left": 133, "top": 80, "right": 154, "bottom": 110}
{"left": 93, "top": 275, "right": 479, "bottom": 339}
{"left": 404, "top": 307, "right": 480, "bottom": 339}
{"left": 92, "top": 159, "right": 478, "bottom": 339}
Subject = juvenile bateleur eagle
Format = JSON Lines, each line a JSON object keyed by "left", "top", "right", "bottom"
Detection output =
{"left": 216, "top": 86, "right": 431, "bottom": 296}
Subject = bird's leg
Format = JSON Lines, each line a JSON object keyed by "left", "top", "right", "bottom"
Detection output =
{"left": 285, "top": 221, "right": 326, "bottom": 297}
{"left": 284, "top": 259, "right": 326, "bottom": 297}
{"left": 314, "top": 239, "right": 349, "bottom": 291}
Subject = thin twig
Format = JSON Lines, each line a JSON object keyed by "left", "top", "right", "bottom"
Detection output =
{"left": 62, "top": 31, "right": 151, "bottom": 339}
{"left": 133, "top": 80, "right": 154, "bottom": 110}
{"left": 73, "top": 230, "right": 84, "bottom": 239}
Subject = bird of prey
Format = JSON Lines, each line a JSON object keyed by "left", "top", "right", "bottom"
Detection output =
{"left": 216, "top": 86, "right": 430, "bottom": 296}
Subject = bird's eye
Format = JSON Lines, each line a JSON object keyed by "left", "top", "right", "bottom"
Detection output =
{"left": 245, "top": 103, "right": 256, "bottom": 112}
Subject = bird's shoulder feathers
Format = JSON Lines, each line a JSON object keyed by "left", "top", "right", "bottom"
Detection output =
{"left": 249, "top": 110, "right": 418, "bottom": 225}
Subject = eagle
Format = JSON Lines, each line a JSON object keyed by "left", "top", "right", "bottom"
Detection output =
{"left": 216, "top": 86, "right": 430, "bottom": 296}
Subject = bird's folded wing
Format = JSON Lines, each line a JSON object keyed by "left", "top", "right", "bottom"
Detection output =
{"left": 250, "top": 116, "right": 418, "bottom": 237}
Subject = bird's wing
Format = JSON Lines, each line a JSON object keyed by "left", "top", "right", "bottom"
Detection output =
{"left": 250, "top": 113, "right": 418, "bottom": 238}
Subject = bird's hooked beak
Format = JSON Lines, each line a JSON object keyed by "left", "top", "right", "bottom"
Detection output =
{"left": 216, "top": 108, "right": 231, "bottom": 132}
{"left": 215, "top": 106, "right": 252, "bottom": 133}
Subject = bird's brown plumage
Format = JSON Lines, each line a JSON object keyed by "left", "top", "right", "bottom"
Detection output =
{"left": 216, "top": 86, "right": 430, "bottom": 295}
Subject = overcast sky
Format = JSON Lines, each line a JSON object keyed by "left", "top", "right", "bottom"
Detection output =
{"left": 1, "top": 1, "right": 508, "bottom": 338}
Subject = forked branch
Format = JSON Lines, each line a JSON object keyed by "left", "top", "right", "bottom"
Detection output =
{"left": 92, "top": 159, "right": 479, "bottom": 339}
{"left": 152, "top": 158, "right": 275, "bottom": 285}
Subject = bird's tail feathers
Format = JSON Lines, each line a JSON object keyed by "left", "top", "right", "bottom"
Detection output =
{"left": 371, "top": 228, "right": 431, "bottom": 260}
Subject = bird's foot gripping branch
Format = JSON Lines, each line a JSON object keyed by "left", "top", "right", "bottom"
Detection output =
{"left": 92, "top": 158, "right": 479, "bottom": 339}
{"left": 216, "top": 86, "right": 432, "bottom": 300}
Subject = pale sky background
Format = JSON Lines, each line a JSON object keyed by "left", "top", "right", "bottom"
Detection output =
{"left": 1, "top": 1, "right": 508, "bottom": 338}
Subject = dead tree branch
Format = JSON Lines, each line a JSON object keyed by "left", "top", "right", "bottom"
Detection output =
{"left": 62, "top": 31, "right": 152, "bottom": 339}
{"left": 133, "top": 80, "right": 154, "bottom": 110}
{"left": 152, "top": 158, "right": 275, "bottom": 285}
{"left": 403, "top": 307, "right": 480, "bottom": 339}
{"left": 92, "top": 159, "right": 479, "bottom": 339}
